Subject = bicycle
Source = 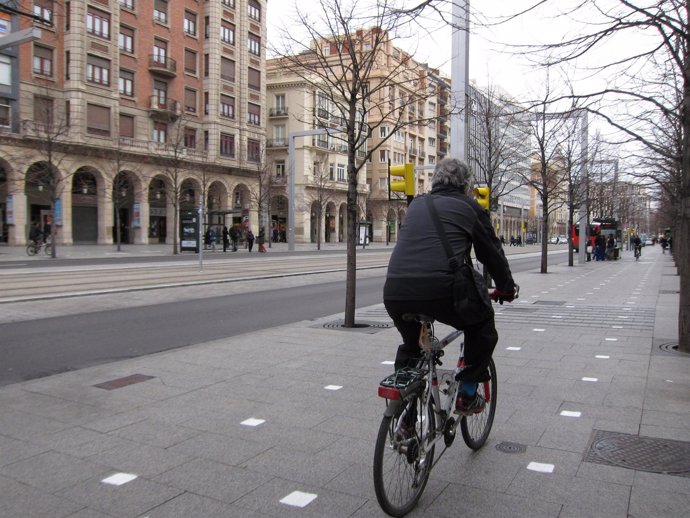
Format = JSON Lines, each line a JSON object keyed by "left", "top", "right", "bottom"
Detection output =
{"left": 634, "top": 244, "right": 641, "bottom": 261}
{"left": 26, "top": 239, "right": 53, "bottom": 257}
{"left": 373, "top": 289, "right": 518, "bottom": 517}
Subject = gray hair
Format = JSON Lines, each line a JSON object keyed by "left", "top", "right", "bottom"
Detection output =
{"left": 431, "top": 158, "right": 473, "bottom": 192}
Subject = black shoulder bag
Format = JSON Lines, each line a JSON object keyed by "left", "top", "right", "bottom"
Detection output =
{"left": 425, "top": 196, "right": 493, "bottom": 324}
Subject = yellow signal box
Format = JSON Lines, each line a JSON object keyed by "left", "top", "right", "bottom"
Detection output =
{"left": 389, "top": 163, "right": 415, "bottom": 197}
{"left": 472, "top": 186, "right": 490, "bottom": 212}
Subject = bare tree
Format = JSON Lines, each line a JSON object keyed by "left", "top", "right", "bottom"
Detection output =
{"left": 248, "top": 144, "right": 280, "bottom": 248}
{"left": 272, "top": 0, "right": 446, "bottom": 326}
{"left": 18, "top": 95, "right": 71, "bottom": 258}
{"left": 306, "top": 162, "right": 338, "bottom": 250}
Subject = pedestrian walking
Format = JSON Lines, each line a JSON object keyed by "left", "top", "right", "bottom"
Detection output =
{"left": 606, "top": 235, "right": 615, "bottom": 260}
{"left": 230, "top": 226, "right": 240, "bottom": 252}
{"left": 222, "top": 225, "right": 229, "bottom": 253}
{"left": 246, "top": 229, "right": 255, "bottom": 252}
{"left": 257, "top": 228, "right": 267, "bottom": 253}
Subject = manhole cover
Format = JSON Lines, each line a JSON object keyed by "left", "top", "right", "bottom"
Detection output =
{"left": 586, "top": 430, "right": 690, "bottom": 475}
{"left": 495, "top": 441, "right": 527, "bottom": 454}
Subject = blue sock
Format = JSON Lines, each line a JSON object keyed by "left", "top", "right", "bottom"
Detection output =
{"left": 462, "top": 382, "right": 477, "bottom": 397}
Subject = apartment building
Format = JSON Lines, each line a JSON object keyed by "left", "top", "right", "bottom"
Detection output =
{"left": 0, "top": 0, "right": 266, "bottom": 245}
{"left": 265, "top": 62, "right": 369, "bottom": 244}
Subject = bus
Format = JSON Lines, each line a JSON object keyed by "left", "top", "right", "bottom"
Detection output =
{"left": 571, "top": 218, "right": 620, "bottom": 252}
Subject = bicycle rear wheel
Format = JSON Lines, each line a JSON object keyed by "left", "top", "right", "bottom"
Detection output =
{"left": 26, "top": 243, "right": 38, "bottom": 256}
{"left": 373, "top": 395, "right": 435, "bottom": 517}
{"left": 44, "top": 243, "right": 53, "bottom": 256}
{"left": 460, "top": 358, "right": 497, "bottom": 450}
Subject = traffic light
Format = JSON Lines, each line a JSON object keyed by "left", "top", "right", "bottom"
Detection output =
{"left": 389, "top": 163, "right": 415, "bottom": 196}
{"left": 473, "top": 186, "right": 490, "bottom": 211}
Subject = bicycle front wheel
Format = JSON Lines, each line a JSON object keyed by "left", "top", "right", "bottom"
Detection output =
{"left": 44, "top": 243, "right": 53, "bottom": 256}
{"left": 26, "top": 243, "right": 38, "bottom": 256}
{"left": 460, "top": 358, "right": 497, "bottom": 450}
{"left": 373, "top": 396, "right": 435, "bottom": 517}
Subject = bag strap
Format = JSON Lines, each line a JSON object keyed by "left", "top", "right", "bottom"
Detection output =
{"left": 425, "top": 195, "right": 472, "bottom": 272}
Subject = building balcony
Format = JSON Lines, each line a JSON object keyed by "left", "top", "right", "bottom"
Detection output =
{"left": 408, "top": 146, "right": 418, "bottom": 156}
{"left": 269, "top": 107, "right": 289, "bottom": 117}
{"left": 438, "top": 144, "right": 448, "bottom": 156}
{"left": 438, "top": 92, "right": 448, "bottom": 105}
{"left": 149, "top": 96, "right": 181, "bottom": 122}
{"left": 437, "top": 127, "right": 448, "bottom": 138}
{"left": 313, "top": 137, "right": 329, "bottom": 149}
{"left": 267, "top": 138, "right": 288, "bottom": 148}
{"left": 148, "top": 55, "right": 177, "bottom": 77}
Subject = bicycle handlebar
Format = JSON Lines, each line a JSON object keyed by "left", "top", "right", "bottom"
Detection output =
{"left": 489, "top": 284, "right": 519, "bottom": 304}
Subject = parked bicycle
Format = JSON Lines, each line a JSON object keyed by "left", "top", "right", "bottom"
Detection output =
{"left": 373, "top": 288, "right": 517, "bottom": 517}
{"left": 26, "top": 238, "right": 53, "bottom": 257}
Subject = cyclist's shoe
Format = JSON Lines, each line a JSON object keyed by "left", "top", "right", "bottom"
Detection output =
{"left": 455, "top": 392, "right": 486, "bottom": 415}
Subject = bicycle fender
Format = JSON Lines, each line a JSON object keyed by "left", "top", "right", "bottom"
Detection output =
{"left": 384, "top": 399, "right": 402, "bottom": 417}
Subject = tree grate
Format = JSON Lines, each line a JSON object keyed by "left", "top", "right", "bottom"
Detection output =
{"left": 584, "top": 430, "right": 690, "bottom": 477}
{"left": 495, "top": 441, "right": 527, "bottom": 454}
{"left": 318, "top": 320, "right": 393, "bottom": 334}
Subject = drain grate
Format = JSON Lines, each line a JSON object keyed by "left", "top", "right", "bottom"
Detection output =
{"left": 659, "top": 342, "right": 681, "bottom": 354}
{"left": 660, "top": 290, "right": 680, "bottom": 294}
{"left": 533, "top": 300, "right": 567, "bottom": 306}
{"left": 94, "top": 374, "right": 155, "bottom": 390}
{"left": 584, "top": 430, "right": 690, "bottom": 476}
{"left": 495, "top": 441, "right": 527, "bottom": 454}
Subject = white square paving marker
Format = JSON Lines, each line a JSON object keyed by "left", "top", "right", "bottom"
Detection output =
{"left": 612, "top": 325, "right": 623, "bottom": 329}
{"left": 324, "top": 385, "right": 343, "bottom": 391}
{"left": 280, "top": 491, "right": 317, "bottom": 507}
{"left": 102, "top": 473, "right": 137, "bottom": 486}
{"left": 381, "top": 360, "right": 395, "bottom": 365}
{"left": 241, "top": 418, "right": 266, "bottom": 427}
{"left": 582, "top": 377, "right": 598, "bottom": 382}
{"left": 605, "top": 338, "right": 618, "bottom": 342}
{"left": 560, "top": 410, "right": 582, "bottom": 418}
{"left": 532, "top": 328, "right": 545, "bottom": 332}
{"left": 595, "top": 355, "right": 610, "bottom": 359}
{"left": 527, "top": 462, "right": 554, "bottom": 473}
{"left": 506, "top": 347, "right": 522, "bottom": 351}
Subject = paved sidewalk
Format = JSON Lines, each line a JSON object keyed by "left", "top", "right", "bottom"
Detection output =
{"left": 1, "top": 246, "right": 687, "bottom": 517}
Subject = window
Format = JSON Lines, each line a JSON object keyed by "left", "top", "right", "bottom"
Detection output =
{"left": 248, "top": 33, "right": 260, "bottom": 56}
{"left": 379, "top": 126, "right": 388, "bottom": 138}
{"left": 119, "top": 69, "right": 134, "bottom": 96}
{"left": 120, "top": 0, "right": 134, "bottom": 10}
{"left": 152, "top": 122, "right": 167, "bottom": 143}
{"left": 33, "top": 0, "right": 52, "bottom": 23}
{"left": 152, "top": 39, "right": 167, "bottom": 64}
{"left": 248, "top": 67, "right": 260, "bottom": 91}
{"left": 86, "top": 7, "right": 110, "bottom": 39}
{"left": 220, "top": 133, "right": 235, "bottom": 157}
{"left": 204, "top": 54, "right": 209, "bottom": 77}
{"left": 247, "top": 139, "right": 260, "bottom": 162}
{"left": 220, "top": 21, "right": 234, "bottom": 45}
{"left": 337, "top": 163, "right": 346, "bottom": 182}
{"left": 379, "top": 149, "right": 388, "bottom": 163}
{"left": 184, "top": 88, "right": 197, "bottom": 113}
{"left": 153, "top": 80, "right": 167, "bottom": 107}
{"left": 428, "top": 137, "right": 436, "bottom": 147}
{"left": 184, "top": 48, "right": 197, "bottom": 74}
{"left": 221, "top": 0, "right": 235, "bottom": 7}
{"left": 33, "top": 45, "right": 53, "bottom": 76}
{"left": 204, "top": 92, "right": 209, "bottom": 114}
{"left": 275, "top": 160, "right": 285, "bottom": 177}
{"left": 0, "top": 55, "right": 10, "bottom": 86}
{"left": 204, "top": 16, "right": 209, "bottom": 38}
{"left": 328, "top": 163, "right": 334, "bottom": 180}
{"left": 219, "top": 95, "right": 234, "bottom": 118}
{"left": 184, "top": 128, "right": 196, "bottom": 148}
{"left": 220, "top": 57, "right": 235, "bottom": 81}
{"left": 34, "top": 96, "right": 53, "bottom": 125}
{"left": 119, "top": 26, "right": 134, "bottom": 53}
{"left": 86, "top": 103, "right": 111, "bottom": 136}
{"left": 248, "top": 103, "right": 260, "bottom": 126}
{"left": 184, "top": 11, "right": 197, "bottom": 36}
{"left": 153, "top": 0, "right": 168, "bottom": 24}
{"left": 275, "top": 94, "right": 285, "bottom": 109}
{"left": 248, "top": 0, "right": 261, "bottom": 21}
{"left": 119, "top": 114, "right": 134, "bottom": 138}
{"left": 0, "top": 98, "right": 10, "bottom": 127}
{"left": 87, "top": 55, "right": 110, "bottom": 85}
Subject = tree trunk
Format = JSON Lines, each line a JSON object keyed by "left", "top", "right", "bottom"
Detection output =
{"left": 50, "top": 198, "right": 57, "bottom": 259}
{"left": 172, "top": 203, "right": 178, "bottom": 255}
{"left": 678, "top": 53, "right": 690, "bottom": 352}
{"left": 541, "top": 205, "right": 549, "bottom": 273}
{"left": 567, "top": 209, "right": 574, "bottom": 267}
{"left": 115, "top": 203, "right": 122, "bottom": 252}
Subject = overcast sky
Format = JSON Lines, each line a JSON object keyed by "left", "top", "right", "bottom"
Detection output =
{"left": 266, "top": 1, "right": 575, "bottom": 100}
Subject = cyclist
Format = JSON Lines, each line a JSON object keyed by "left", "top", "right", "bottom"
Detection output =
{"left": 28, "top": 221, "right": 43, "bottom": 245}
{"left": 384, "top": 158, "right": 517, "bottom": 417}
{"left": 632, "top": 234, "right": 642, "bottom": 258}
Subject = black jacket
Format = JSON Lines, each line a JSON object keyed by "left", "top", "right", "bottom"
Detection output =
{"left": 384, "top": 186, "right": 515, "bottom": 301}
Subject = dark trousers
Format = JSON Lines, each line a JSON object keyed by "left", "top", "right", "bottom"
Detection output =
{"left": 248, "top": 240, "right": 254, "bottom": 252}
{"left": 384, "top": 298, "right": 498, "bottom": 383}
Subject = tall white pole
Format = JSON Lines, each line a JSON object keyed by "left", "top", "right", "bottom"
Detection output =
{"left": 577, "top": 111, "right": 588, "bottom": 264}
{"left": 451, "top": 0, "right": 470, "bottom": 162}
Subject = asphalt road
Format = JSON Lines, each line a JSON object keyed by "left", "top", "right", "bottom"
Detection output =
{"left": 0, "top": 251, "right": 566, "bottom": 386}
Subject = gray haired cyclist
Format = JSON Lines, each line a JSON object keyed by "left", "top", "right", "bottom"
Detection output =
{"left": 383, "top": 158, "right": 517, "bottom": 417}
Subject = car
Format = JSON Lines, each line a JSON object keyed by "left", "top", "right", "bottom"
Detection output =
{"left": 549, "top": 236, "right": 559, "bottom": 244}
{"left": 558, "top": 235, "right": 568, "bottom": 244}
{"left": 645, "top": 239, "right": 653, "bottom": 246}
